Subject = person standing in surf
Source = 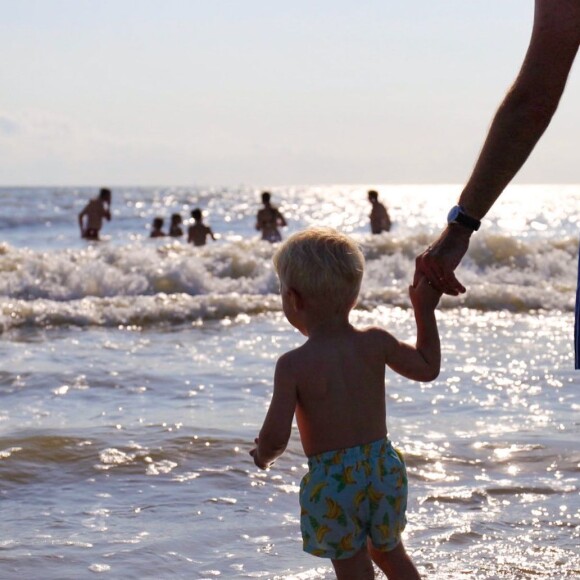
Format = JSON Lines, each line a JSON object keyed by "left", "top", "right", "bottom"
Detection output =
{"left": 188, "top": 208, "right": 216, "bottom": 247}
{"left": 256, "top": 191, "right": 287, "bottom": 243}
{"left": 78, "top": 188, "right": 112, "bottom": 241}
{"left": 368, "top": 190, "right": 392, "bottom": 234}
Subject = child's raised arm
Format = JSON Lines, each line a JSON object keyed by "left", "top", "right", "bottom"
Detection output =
{"left": 250, "top": 352, "right": 297, "bottom": 469}
{"left": 384, "top": 276, "right": 441, "bottom": 382}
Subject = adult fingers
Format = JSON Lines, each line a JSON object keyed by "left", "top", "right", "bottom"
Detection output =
{"left": 423, "top": 262, "right": 459, "bottom": 294}
{"left": 439, "top": 269, "right": 466, "bottom": 296}
{"left": 417, "top": 256, "right": 446, "bottom": 292}
{"left": 416, "top": 247, "right": 465, "bottom": 294}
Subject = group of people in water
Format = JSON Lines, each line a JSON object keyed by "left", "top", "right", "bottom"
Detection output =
{"left": 149, "top": 209, "right": 216, "bottom": 246}
{"left": 77, "top": 189, "right": 217, "bottom": 246}
{"left": 78, "top": 188, "right": 392, "bottom": 246}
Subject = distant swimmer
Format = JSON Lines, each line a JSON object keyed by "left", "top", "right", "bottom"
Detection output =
{"left": 150, "top": 217, "right": 166, "bottom": 238}
{"left": 368, "top": 190, "right": 391, "bottom": 234}
{"left": 188, "top": 208, "right": 216, "bottom": 247}
{"left": 256, "top": 191, "right": 287, "bottom": 243}
{"left": 78, "top": 188, "right": 112, "bottom": 241}
{"left": 169, "top": 213, "right": 184, "bottom": 238}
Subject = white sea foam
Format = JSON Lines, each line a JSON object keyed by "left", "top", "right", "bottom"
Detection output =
{"left": 0, "top": 229, "right": 576, "bottom": 329}
{"left": 0, "top": 185, "right": 578, "bottom": 330}
{"left": 0, "top": 232, "right": 576, "bottom": 331}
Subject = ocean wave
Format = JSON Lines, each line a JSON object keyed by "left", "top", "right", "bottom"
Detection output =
{"left": 0, "top": 293, "right": 281, "bottom": 332}
{"left": 0, "top": 430, "right": 253, "bottom": 486}
{"left": 0, "top": 239, "right": 278, "bottom": 300}
{"left": 0, "top": 291, "right": 573, "bottom": 333}
{"left": 0, "top": 232, "right": 577, "bottom": 330}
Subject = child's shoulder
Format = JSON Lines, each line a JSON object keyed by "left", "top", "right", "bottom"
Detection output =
{"left": 354, "top": 325, "right": 398, "bottom": 353}
{"left": 277, "top": 344, "right": 305, "bottom": 363}
{"left": 275, "top": 344, "right": 310, "bottom": 373}
{"left": 356, "top": 325, "right": 392, "bottom": 342}
{"left": 272, "top": 350, "right": 300, "bottom": 385}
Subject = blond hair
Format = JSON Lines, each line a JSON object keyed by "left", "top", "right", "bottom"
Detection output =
{"left": 273, "top": 227, "right": 364, "bottom": 310}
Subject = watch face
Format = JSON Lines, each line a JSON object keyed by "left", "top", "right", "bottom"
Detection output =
{"left": 447, "top": 206, "right": 460, "bottom": 223}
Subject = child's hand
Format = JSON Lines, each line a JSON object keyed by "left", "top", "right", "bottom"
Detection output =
{"left": 249, "top": 437, "right": 270, "bottom": 470}
{"left": 409, "top": 274, "right": 442, "bottom": 312}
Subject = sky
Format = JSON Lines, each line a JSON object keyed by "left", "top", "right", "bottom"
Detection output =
{"left": 1, "top": 0, "right": 579, "bottom": 186}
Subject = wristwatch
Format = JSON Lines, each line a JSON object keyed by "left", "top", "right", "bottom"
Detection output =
{"left": 447, "top": 205, "right": 481, "bottom": 232}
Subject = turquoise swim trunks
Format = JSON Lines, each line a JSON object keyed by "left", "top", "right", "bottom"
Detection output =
{"left": 299, "top": 437, "right": 408, "bottom": 560}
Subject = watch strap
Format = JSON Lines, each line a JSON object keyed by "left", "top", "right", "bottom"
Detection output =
{"left": 450, "top": 205, "right": 481, "bottom": 231}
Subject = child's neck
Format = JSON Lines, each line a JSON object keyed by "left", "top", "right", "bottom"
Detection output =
{"left": 304, "top": 310, "right": 352, "bottom": 339}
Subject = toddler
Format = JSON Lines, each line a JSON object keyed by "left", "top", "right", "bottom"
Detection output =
{"left": 250, "top": 227, "right": 441, "bottom": 579}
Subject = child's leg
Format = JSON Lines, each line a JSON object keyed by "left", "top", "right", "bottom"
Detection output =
{"left": 368, "top": 539, "right": 420, "bottom": 580}
{"left": 331, "top": 546, "right": 375, "bottom": 580}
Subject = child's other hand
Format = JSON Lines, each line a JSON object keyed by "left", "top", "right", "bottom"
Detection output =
{"left": 249, "top": 437, "right": 269, "bottom": 470}
{"left": 409, "top": 274, "right": 442, "bottom": 311}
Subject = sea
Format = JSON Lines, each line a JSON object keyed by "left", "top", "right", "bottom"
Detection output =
{"left": 0, "top": 185, "right": 578, "bottom": 580}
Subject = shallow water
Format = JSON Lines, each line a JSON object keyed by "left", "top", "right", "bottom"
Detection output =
{"left": 0, "top": 186, "right": 578, "bottom": 578}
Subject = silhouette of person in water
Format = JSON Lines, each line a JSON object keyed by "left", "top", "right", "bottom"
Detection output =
{"left": 256, "top": 191, "right": 287, "bottom": 243}
{"left": 169, "top": 213, "right": 183, "bottom": 238}
{"left": 150, "top": 217, "right": 166, "bottom": 238}
{"left": 188, "top": 208, "right": 216, "bottom": 247}
{"left": 368, "top": 190, "right": 391, "bottom": 234}
{"left": 78, "top": 188, "right": 112, "bottom": 241}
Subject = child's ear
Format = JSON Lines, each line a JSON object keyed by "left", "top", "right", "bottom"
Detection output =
{"left": 287, "top": 288, "right": 304, "bottom": 311}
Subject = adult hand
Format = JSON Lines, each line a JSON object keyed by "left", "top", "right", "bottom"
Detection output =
{"left": 414, "top": 224, "right": 472, "bottom": 295}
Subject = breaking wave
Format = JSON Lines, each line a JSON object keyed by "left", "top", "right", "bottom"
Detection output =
{"left": 0, "top": 230, "right": 576, "bottom": 331}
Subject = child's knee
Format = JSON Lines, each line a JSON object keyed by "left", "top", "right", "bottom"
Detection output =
{"left": 369, "top": 540, "right": 404, "bottom": 566}
{"left": 368, "top": 541, "right": 420, "bottom": 579}
{"left": 332, "top": 547, "right": 375, "bottom": 580}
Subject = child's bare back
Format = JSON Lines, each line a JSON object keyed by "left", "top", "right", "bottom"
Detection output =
{"left": 280, "top": 325, "right": 390, "bottom": 457}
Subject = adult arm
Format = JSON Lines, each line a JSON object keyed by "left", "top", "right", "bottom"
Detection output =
{"left": 416, "top": 0, "right": 580, "bottom": 295}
